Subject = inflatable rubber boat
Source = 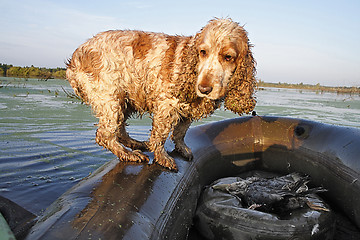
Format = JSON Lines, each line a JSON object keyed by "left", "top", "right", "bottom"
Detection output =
{"left": 5, "top": 116, "right": 360, "bottom": 239}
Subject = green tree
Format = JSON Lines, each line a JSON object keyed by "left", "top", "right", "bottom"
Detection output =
{"left": 2, "top": 64, "right": 67, "bottom": 79}
{"left": 0, "top": 63, "right": 13, "bottom": 76}
{"left": 52, "top": 69, "right": 66, "bottom": 79}
{"left": 7, "top": 66, "right": 22, "bottom": 76}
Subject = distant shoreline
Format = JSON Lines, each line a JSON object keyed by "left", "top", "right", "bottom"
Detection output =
{"left": 1, "top": 63, "right": 359, "bottom": 95}
{"left": 0, "top": 63, "right": 66, "bottom": 80}
{"left": 258, "top": 81, "right": 360, "bottom": 95}
{"left": 2, "top": 76, "right": 359, "bottom": 95}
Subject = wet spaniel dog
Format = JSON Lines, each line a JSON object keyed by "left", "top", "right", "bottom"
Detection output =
{"left": 66, "top": 18, "right": 256, "bottom": 171}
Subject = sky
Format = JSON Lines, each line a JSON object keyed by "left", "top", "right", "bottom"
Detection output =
{"left": 1, "top": 0, "right": 359, "bottom": 86}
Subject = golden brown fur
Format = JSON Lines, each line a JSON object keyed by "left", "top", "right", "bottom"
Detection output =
{"left": 66, "top": 18, "right": 257, "bottom": 171}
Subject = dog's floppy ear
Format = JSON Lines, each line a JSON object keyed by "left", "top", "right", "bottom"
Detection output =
{"left": 224, "top": 31, "right": 257, "bottom": 115}
{"left": 172, "top": 36, "right": 200, "bottom": 104}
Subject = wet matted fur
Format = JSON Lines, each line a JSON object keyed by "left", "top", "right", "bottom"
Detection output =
{"left": 66, "top": 18, "right": 257, "bottom": 171}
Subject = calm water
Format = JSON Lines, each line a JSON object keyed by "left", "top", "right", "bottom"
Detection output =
{"left": 1, "top": 77, "right": 360, "bottom": 216}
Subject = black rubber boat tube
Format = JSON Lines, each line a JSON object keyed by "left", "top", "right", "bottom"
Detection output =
{"left": 24, "top": 116, "right": 360, "bottom": 239}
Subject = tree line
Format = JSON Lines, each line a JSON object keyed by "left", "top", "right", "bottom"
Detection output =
{"left": 0, "top": 63, "right": 66, "bottom": 79}
{"left": 258, "top": 79, "right": 360, "bottom": 95}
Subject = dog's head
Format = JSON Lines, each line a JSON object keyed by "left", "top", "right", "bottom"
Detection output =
{"left": 194, "top": 18, "right": 257, "bottom": 114}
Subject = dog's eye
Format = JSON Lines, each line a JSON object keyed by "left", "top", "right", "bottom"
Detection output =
{"left": 224, "top": 55, "right": 232, "bottom": 61}
{"left": 200, "top": 50, "right": 207, "bottom": 57}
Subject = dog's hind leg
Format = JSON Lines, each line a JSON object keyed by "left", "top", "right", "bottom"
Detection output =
{"left": 113, "top": 106, "right": 149, "bottom": 151}
{"left": 116, "top": 124, "right": 149, "bottom": 152}
{"left": 94, "top": 101, "right": 149, "bottom": 163}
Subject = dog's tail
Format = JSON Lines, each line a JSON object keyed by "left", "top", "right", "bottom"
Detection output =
{"left": 65, "top": 50, "right": 90, "bottom": 103}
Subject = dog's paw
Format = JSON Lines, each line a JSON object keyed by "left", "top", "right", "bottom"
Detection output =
{"left": 114, "top": 148, "right": 149, "bottom": 163}
{"left": 154, "top": 153, "right": 178, "bottom": 172}
{"left": 175, "top": 144, "right": 193, "bottom": 161}
{"left": 130, "top": 150, "right": 150, "bottom": 162}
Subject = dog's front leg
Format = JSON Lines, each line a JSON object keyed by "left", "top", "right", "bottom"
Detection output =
{"left": 149, "top": 107, "right": 179, "bottom": 172}
{"left": 172, "top": 118, "right": 193, "bottom": 160}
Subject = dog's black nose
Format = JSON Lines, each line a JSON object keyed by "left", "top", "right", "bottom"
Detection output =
{"left": 198, "top": 84, "right": 213, "bottom": 95}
